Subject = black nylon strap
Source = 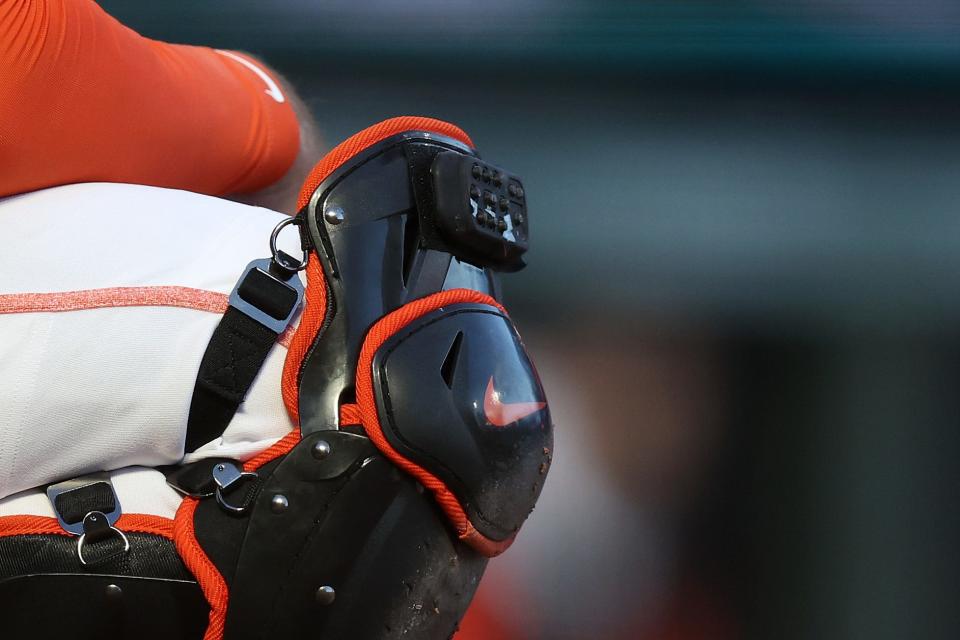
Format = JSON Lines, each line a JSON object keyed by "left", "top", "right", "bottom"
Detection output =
{"left": 163, "top": 458, "right": 235, "bottom": 496}
{"left": 52, "top": 483, "right": 116, "bottom": 525}
{"left": 185, "top": 307, "right": 279, "bottom": 452}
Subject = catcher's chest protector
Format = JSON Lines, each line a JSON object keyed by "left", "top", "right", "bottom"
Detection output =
{"left": 0, "top": 117, "right": 553, "bottom": 639}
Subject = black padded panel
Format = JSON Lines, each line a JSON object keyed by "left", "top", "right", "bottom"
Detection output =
{"left": 0, "top": 532, "right": 194, "bottom": 580}
{"left": 0, "top": 574, "right": 208, "bottom": 640}
{"left": 192, "top": 456, "right": 285, "bottom": 588}
{"left": 220, "top": 431, "right": 487, "bottom": 640}
{"left": 371, "top": 303, "right": 553, "bottom": 541}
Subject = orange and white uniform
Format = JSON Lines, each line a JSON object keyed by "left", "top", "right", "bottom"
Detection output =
{"left": 0, "top": 0, "right": 304, "bottom": 503}
{"left": 0, "top": 0, "right": 300, "bottom": 198}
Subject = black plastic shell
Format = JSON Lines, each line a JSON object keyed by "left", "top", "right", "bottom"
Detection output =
{"left": 370, "top": 303, "right": 553, "bottom": 542}
{"left": 297, "top": 133, "right": 500, "bottom": 434}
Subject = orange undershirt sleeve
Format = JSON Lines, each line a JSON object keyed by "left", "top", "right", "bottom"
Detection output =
{"left": 0, "top": 0, "right": 300, "bottom": 198}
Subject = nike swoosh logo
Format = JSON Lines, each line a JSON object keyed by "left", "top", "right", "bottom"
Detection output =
{"left": 215, "top": 50, "right": 286, "bottom": 103}
{"left": 484, "top": 376, "right": 546, "bottom": 427}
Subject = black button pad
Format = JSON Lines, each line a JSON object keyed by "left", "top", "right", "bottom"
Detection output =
{"left": 430, "top": 150, "right": 529, "bottom": 271}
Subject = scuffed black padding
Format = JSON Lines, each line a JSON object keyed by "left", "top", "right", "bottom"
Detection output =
{"left": 0, "top": 574, "right": 208, "bottom": 640}
{"left": 195, "top": 431, "right": 488, "bottom": 640}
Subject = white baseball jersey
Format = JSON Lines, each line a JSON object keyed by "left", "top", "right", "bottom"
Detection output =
{"left": 0, "top": 182, "right": 303, "bottom": 513}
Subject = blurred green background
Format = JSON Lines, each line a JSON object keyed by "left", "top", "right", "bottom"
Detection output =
{"left": 100, "top": 2, "right": 960, "bottom": 638}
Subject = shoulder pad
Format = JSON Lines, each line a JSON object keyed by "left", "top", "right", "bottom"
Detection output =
{"left": 356, "top": 292, "right": 552, "bottom": 555}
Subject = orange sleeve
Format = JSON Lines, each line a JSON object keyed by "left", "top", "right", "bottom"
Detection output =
{"left": 0, "top": 0, "right": 300, "bottom": 198}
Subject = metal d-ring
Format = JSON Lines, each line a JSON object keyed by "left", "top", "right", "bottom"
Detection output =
{"left": 212, "top": 462, "right": 259, "bottom": 514}
{"left": 76, "top": 511, "right": 130, "bottom": 566}
{"left": 270, "top": 217, "right": 309, "bottom": 272}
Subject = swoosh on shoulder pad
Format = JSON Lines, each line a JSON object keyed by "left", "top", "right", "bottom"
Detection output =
{"left": 483, "top": 376, "right": 545, "bottom": 427}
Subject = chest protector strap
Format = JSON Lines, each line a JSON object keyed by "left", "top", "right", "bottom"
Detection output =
{"left": 185, "top": 256, "right": 305, "bottom": 452}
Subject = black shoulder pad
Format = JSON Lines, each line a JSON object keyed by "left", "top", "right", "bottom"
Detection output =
{"left": 371, "top": 302, "right": 553, "bottom": 545}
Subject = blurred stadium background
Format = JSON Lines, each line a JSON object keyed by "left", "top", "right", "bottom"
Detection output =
{"left": 100, "top": 2, "right": 960, "bottom": 638}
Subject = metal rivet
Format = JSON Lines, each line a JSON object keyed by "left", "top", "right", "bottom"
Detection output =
{"left": 315, "top": 585, "right": 336, "bottom": 605}
{"left": 312, "top": 440, "right": 332, "bottom": 460}
{"left": 323, "top": 206, "right": 344, "bottom": 226}
{"left": 270, "top": 494, "right": 289, "bottom": 513}
{"left": 105, "top": 584, "right": 123, "bottom": 599}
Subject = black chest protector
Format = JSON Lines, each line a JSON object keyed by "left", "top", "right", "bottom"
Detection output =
{"left": 0, "top": 117, "right": 553, "bottom": 640}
